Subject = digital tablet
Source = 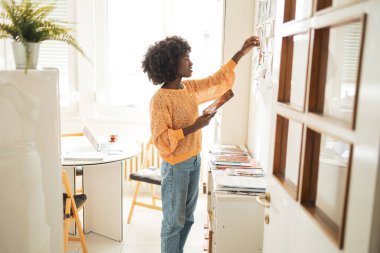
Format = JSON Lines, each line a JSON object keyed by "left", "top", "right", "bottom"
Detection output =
{"left": 202, "top": 89, "right": 234, "bottom": 115}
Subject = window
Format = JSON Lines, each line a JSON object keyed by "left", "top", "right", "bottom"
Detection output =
{"left": 278, "top": 33, "right": 309, "bottom": 110}
{"left": 0, "top": 1, "right": 77, "bottom": 109}
{"left": 34, "top": 0, "right": 77, "bottom": 109}
{"left": 273, "top": 115, "right": 303, "bottom": 199}
{"left": 95, "top": 0, "right": 223, "bottom": 118}
{"left": 301, "top": 129, "right": 352, "bottom": 246}
{"left": 1, "top": 1, "right": 223, "bottom": 121}
{"left": 283, "top": 0, "right": 312, "bottom": 22}
{"left": 106, "top": 0, "right": 163, "bottom": 108}
{"left": 309, "top": 21, "right": 364, "bottom": 128}
{"left": 273, "top": 5, "right": 365, "bottom": 246}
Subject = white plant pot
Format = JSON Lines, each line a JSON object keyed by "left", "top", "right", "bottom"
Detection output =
{"left": 12, "top": 41, "right": 40, "bottom": 69}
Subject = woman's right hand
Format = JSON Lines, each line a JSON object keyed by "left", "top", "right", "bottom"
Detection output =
{"left": 194, "top": 112, "right": 217, "bottom": 129}
{"left": 183, "top": 112, "right": 217, "bottom": 136}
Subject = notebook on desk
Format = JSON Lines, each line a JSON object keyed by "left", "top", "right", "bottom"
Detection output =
{"left": 62, "top": 152, "right": 105, "bottom": 161}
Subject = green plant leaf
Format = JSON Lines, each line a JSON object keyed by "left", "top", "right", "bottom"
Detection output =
{"left": 0, "top": 0, "right": 89, "bottom": 70}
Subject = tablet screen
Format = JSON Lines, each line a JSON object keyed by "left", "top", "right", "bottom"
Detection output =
{"left": 202, "top": 89, "right": 234, "bottom": 115}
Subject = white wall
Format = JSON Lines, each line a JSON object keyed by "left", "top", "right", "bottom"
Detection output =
{"left": 246, "top": 1, "right": 276, "bottom": 173}
{"left": 220, "top": 0, "right": 273, "bottom": 173}
{"left": 370, "top": 145, "right": 380, "bottom": 253}
{"left": 220, "top": 0, "right": 255, "bottom": 146}
{"left": 247, "top": 82, "right": 274, "bottom": 173}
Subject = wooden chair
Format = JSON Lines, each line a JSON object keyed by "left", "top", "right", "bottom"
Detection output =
{"left": 127, "top": 139, "right": 162, "bottom": 224}
{"left": 61, "top": 132, "right": 84, "bottom": 194}
{"left": 62, "top": 170, "right": 88, "bottom": 253}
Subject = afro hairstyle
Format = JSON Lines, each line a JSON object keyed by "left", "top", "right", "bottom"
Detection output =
{"left": 142, "top": 36, "right": 191, "bottom": 85}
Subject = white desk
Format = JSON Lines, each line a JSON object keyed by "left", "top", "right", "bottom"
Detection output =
{"left": 61, "top": 136, "right": 141, "bottom": 242}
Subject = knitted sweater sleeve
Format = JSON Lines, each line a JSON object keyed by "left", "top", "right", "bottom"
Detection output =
{"left": 150, "top": 95, "right": 185, "bottom": 156}
{"left": 185, "top": 60, "right": 237, "bottom": 105}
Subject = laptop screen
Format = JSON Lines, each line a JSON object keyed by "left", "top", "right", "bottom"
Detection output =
{"left": 82, "top": 126, "right": 100, "bottom": 151}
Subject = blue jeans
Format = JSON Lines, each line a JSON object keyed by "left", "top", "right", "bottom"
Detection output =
{"left": 160, "top": 154, "right": 201, "bottom": 253}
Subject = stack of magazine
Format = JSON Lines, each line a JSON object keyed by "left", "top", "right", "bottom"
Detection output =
{"left": 213, "top": 174, "right": 266, "bottom": 194}
{"left": 209, "top": 145, "right": 265, "bottom": 194}
{"left": 209, "top": 145, "right": 262, "bottom": 172}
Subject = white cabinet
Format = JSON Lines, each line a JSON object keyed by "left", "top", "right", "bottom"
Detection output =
{"left": 206, "top": 170, "right": 265, "bottom": 253}
{"left": 0, "top": 70, "right": 62, "bottom": 253}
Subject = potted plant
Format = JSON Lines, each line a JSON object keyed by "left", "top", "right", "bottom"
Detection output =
{"left": 0, "top": 0, "right": 87, "bottom": 70}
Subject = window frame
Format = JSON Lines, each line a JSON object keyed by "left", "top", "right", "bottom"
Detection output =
{"left": 59, "top": 0, "right": 79, "bottom": 115}
{"left": 93, "top": 0, "right": 153, "bottom": 122}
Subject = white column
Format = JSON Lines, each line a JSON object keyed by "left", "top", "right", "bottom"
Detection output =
{"left": 220, "top": 0, "right": 255, "bottom": 145}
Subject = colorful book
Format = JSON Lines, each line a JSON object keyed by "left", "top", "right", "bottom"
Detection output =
{"left": 213, "top": 174, "right": 266, "bottom": 193}
{"left": 213, "top": 158, "right": 260, "bottom": 167}
{"left": 212, "top": 155, "right": 252, "bottom": 163}
{"left": 224, "top": 168, "right": 264, "bottom": 177}
{"left": 209, "top": 161, "right": 262, "bottom": 170}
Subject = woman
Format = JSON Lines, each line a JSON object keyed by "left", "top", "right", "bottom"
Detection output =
{"left": 142, "top": 35, "right": 259, "bottom": 253}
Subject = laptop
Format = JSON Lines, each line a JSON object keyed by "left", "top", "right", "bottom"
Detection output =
{"left": 82, "top": 126, "right": 112, "bottom": 152}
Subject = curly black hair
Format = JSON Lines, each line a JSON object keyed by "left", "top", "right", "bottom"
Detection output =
{"left": 142, "top": 36, "right": 191, "bottom": 85}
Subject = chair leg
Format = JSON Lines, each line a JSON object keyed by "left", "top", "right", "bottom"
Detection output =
{"left": 71, "top": 201, "right": 88, "bottom": 253}
{"left": 63, "top": 219, "right": 70, "bottom": 253}
{"left": 150, "top": 184, "right": 156, "bottom": 206}
{"left": 64, "top": 198, "right": 71, "bottom": 253}
{"left": 127, "top": 181, "right": 141, "bottom": 224}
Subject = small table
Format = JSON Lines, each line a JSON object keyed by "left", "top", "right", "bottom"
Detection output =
{"left": 61, "top": 136, "right": 141, "bottom": 241}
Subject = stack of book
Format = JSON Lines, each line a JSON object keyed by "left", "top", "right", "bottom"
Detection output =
{"left": 209, "top": 145, "right": 265, "bottom": 194}
{"left": 209, "top": 145, "right": 262, "bottom": 171}
{"left": 209, "top": 144, "right": 249, "bottom": 156}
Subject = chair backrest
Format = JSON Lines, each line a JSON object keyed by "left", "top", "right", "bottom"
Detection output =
{"left": 124, "top": 138, "right": 160, "bottom": 180}
{"left": 61, "top": 132, "right": 84, "bottom": 137}
{"left": 138, "top": 138, "right": 161, "bottom": 170}
{"left": 140, "top": 138, "right": 153, "bottom": 170}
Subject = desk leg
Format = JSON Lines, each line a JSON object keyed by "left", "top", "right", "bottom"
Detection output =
{"left": 83, "top": 162, "right": 123, "bottom": 242}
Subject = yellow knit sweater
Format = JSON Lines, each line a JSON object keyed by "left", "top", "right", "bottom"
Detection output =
{"left": 150, "top": 59, "right": 237, "bottom": 165}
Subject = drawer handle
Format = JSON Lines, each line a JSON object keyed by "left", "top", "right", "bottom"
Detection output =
{"left": 265, "top": 214, "right": 270, "bottom": 224}
{"left": 256, "top": 192, "right": 270, "bottom": 208}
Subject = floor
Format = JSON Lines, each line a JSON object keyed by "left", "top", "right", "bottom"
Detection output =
{"left": 68, "top": 191, "right": 207, "bottom": 253}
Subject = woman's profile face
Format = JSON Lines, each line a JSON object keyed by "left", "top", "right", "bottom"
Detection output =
{"left": 177, "top": 53, "right": 193, "bottom": 78}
